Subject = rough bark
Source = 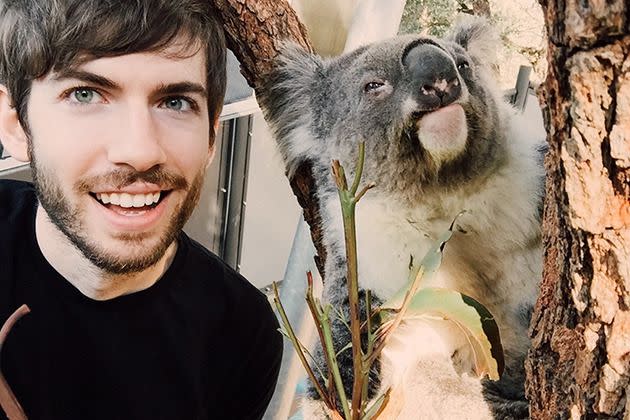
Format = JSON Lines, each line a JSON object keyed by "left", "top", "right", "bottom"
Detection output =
{"left": 210, "top": 0, "right": 312, "bottom": 86}
{"left": 457, "top": 0, "right": 491, "bottom": 18}
{"left": 210, "top": 0, "right": 328, "bottom": 276}
{"left": 470, "top": 0, "right": 490, "bottom": 18}
{"left": 525, "top": 0, "right": 630, "bottom": 418}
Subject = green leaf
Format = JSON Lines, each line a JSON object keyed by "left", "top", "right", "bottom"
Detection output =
{"left": 382, "top": 215, "right": 460, "bottom": 310}
{"left": 384, "top": 287, "right": 504, "bottom": 380}
{"left": 335, "top": 342, "right": 353, "bottom": 358}
{"left": 363, "top": 388, "right": 391, "bottom": 420}
{"left": 331, "top": 306, "right": 352, "bottom": 334}
{"left": 277, "top": 328, "right": 290, "bottom": 339}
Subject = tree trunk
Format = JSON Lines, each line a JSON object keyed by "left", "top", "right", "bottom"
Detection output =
{"left": 210, "top": 0, "right": 330, "bottom": 276}
{"left": 525, "top": 0, "right": 630, "bottom": 418}
{"left": 470, "top": 0, "right": 490, "bottom": 18}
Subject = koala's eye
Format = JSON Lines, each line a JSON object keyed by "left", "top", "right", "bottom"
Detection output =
{"left": 364, "top": 81, "right": 385, "bottom": 93}
{"left": 457, "top": 61, "right": 470, "bottom": 70}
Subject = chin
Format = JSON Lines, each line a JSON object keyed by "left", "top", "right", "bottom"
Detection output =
{"left": 78, "top": 227, "right": 176, "bottom": 275}
{"left": 417, "top": 104, "right": 469, "bottom": 165}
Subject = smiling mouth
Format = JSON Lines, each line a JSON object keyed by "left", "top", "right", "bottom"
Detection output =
{"left": 90, "top": 190, "right": 172, "bottom": 211}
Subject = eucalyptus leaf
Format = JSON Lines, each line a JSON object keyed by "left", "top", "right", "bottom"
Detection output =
{"left": 278, "top": 328, "right": 290, "bottom": 339}
{"left": 383, "top": 287, "right": 504, "bottom": 380}
{"left": 363, "top": 388, "right": 391, "bottom": 420}
{"left": 382, "top": 214, "right": 461, "bottom": 310}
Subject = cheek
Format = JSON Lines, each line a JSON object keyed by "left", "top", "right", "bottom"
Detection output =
{"left": 168, "top": 146, "right": 208, "bottom": 176}
{"left": 158, "top": 121, "right": 211, "bottom": 174}
{"left": 28, "top": 99, "right": 108, "bottom": 160}
{"left": 28, "top": 122, "right": 104, "bottom": 190}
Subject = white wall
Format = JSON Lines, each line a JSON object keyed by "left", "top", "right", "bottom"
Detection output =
{"left": 238, "top": 113, "right": 302, "bottom": 289}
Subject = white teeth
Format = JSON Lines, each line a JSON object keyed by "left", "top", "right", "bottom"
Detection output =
{"left": 146, "top": 192, "right": 161, "bottom": 206}
{"left": 119, "top": 193, "right": 133, "bottom": 208}
{"left": 110, "top": 193, "right": 121, "bottom": 206}
{"left": 133, "top": 195, "right": 146, "bottom": 208}
{"left": 95, "top": 191, "right": 161, "bottom": 208}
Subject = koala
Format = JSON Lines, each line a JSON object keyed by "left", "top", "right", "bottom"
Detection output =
{"left": 260, "top": 17, "right": 545, "bottom": 419}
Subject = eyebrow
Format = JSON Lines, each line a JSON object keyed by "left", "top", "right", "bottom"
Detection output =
{"left": 154, "top": 82, "right": 208, "bottom": 100}
{"left": 51, "top": 70, "right": 208, "bottom": 99}
{"left": 51, "top": 69, "right": 118, "bottom": 90}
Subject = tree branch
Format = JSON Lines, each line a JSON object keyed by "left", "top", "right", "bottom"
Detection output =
{"left": 212, "top": 0, "right": 329, "bottom": 278}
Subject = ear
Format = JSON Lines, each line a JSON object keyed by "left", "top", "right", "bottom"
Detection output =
{"left": 258, "top": 42, "right": 323, "bottom": 125}
{"left": 205, "top": 146, "right": 216, "bottom": 169}
{"left": 257, "top": 43, "right": 325, "bottom": 176}
{"left": 0, "top": 84, "right": 29, "bottom": 162}
{"left": 205, "top": 118, "right": 219, "bottom": 168}
{"left": 448, "top": 16, "right": 499, "bottom": 67}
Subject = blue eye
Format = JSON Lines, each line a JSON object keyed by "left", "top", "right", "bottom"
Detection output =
{"left": 163, "top": 98, "right": 192, "bottom": 112}
{"left": 71, "top": 88, "right": 102, "bottom": 104}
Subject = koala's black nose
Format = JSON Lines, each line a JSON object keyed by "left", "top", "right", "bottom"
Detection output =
{"left": 403, "top": 42, "right": 462, "bottom": 110}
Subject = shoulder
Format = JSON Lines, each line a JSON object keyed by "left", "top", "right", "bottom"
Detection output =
{"left": 180, "top": 235, "right": 266, "bottom": 303}
{"left": 178, "top": 235, "right": 283, "bottom": 374}
{"left": 0, "top": 180, "right": 37, "bottom": 245}
{"left": 178, "top": 234, "right": 279, "bottom": 332}
{"left": 0, "top": 180, "right": 37, "bottom": 320}
{"left": 0, "top": 179, "right": 36, "bottom": 222}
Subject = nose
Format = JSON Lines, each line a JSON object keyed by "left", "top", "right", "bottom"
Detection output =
{"left": 107, "top": 105, "right": 167, "bottom": 172}
{"left": 419, "top": 77, "right": 461, "bottom": 107}
{"left": 403, "top": 42, "right": 462, "bottom": 110}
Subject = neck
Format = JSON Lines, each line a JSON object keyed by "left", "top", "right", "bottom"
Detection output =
{"left": 34, "top": 205, "right": 177, "bottom": 301}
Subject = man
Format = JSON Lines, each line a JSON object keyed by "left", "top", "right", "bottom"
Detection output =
{"left": 0, "top": 1, "right": 283, "bottom": 419}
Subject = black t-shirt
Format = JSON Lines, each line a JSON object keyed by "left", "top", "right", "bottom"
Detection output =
{"left": 0, "top": 180, "right": 283, "bottom": 420}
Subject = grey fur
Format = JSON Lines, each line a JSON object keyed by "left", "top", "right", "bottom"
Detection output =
{"left": 260, "top": 17, "right": 545, "bottom": 419}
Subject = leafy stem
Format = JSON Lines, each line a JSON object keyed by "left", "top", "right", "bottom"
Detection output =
{"left": 272, "top": 283, "right": 331, "bottom": 408}
{"left": 305, "top": 275, "right": 351, "bottom": 418}
{"left": 331, "top": 142, "right": 375, "bottom": 419}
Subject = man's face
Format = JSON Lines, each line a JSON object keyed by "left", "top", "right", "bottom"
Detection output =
{"left": 26, "top": 43, "right": 213, "bottom": 274}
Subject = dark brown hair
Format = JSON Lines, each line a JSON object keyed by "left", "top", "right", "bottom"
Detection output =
{"left": 0, "top": 0, "right": 226, "bottom": 142}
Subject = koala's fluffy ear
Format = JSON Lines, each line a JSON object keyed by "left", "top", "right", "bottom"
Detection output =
{"left": 261, "top": 43, "right": 322, "bottom": 99}
{"left": 259, "top": 43, "right": 322, "bottom": 121}
{"left": 259, "top": 43, "right": 325, "bottom": 176}
{"left": 448, "top": 16, "right": 499, "bottom": 67}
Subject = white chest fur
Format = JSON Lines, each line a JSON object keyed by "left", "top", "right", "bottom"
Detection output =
{"left": 313, "top": 117, "right": 544, "bottom": 417}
